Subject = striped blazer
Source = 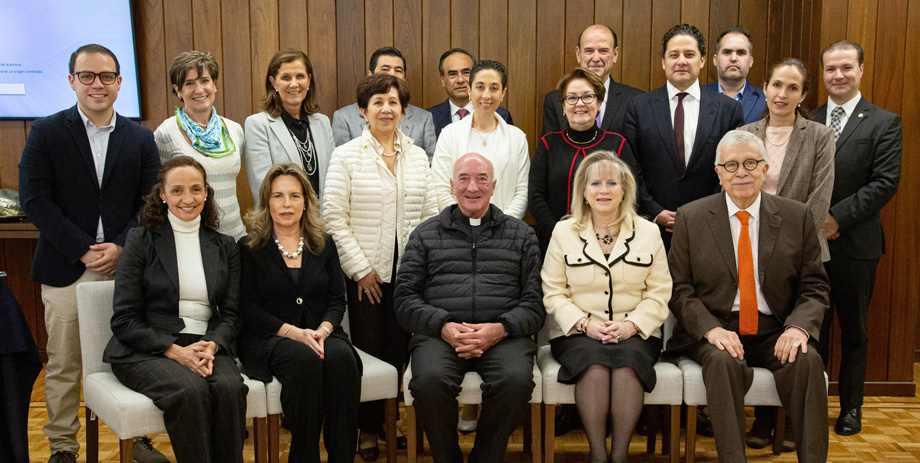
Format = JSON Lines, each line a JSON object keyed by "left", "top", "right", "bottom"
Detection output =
{"left": 740, "top": 115, "right": 835, "bottom": 261}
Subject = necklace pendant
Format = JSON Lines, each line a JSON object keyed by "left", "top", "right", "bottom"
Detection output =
{"left": 482, "top": 139, "right": 487, "bottom": 147}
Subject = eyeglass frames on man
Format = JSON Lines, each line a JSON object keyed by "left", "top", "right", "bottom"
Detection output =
{"left": 71, "top": 71, "right": 119, "bottom": 85}
{"left": 717, "top": 158, "right": 765, "bottom": 173}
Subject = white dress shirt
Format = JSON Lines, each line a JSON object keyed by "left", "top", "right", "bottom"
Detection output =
{"left": 448, "top": 99, "right": 474, "bottom": 124}
{"left": 597, "top": 77, "right": 612, "bottom": 124}
{"left": 76, "top": 106, "right": 116, "bottom": 243}
{"left": 725, "top": 193, "right": 772, "bottom": 316}
{"left": 667, "top": 80, "right": 701, "bottom": 166}
{"left": 825, "top": 91, "right": 862, "bottom": 129}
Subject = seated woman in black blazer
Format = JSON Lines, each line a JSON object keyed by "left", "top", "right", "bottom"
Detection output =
{"left": 103, "top": 156, "right": 247, "bottom": 463}
{"left": 238, "top": 163, "right": 361, "bottom": 463}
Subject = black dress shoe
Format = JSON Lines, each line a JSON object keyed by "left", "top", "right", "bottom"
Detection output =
{"left": 554, "top": 404, "right": 582, "bottom": 436}
{"left": 380, "top": 428, "right": 408, "bottom": 450}
{"left": 696, "top": 408, "right": 714, "bottom": 437}
{"left": 745, "top": 407, "right": 776, "bottom": 449}
{"left": 358, "top": 443, "right": 379, "bottom": 462}
{"left": 835, "top": 408, "right": 862, "bottom": 436}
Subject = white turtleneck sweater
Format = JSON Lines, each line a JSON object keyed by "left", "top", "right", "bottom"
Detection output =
{"left": 167, "top": 211, "right": 212, "bottom": 334}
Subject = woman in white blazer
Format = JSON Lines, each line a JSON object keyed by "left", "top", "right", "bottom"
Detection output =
{"left": 245, "top": 50, "right": 335, "bottom": 203}
{"left": 430, "top": 60, "right": 530, "bottom": 219}
{"left": 321, "top": 74, "right": 438, "bottom": 461}
{"left": 542, "top": 151, "right": 671, "bottom": 463}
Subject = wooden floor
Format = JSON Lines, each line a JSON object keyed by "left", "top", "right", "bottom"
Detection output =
{"left": 25, "top": 364, "right": 920, "bottom": 462}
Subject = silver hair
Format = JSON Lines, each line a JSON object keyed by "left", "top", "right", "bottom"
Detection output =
{"left": 715, "top": 130, "right": 766, "bottom": 166}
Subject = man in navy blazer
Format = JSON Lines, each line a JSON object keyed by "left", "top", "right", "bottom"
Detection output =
{"left": 18, "top": 44, "right": 160, "bottom": 463}
{"left": 427, "top": 48, "right": 512, "bottom": 139}
{"left": 815, "top": 41, "right": 901, "bottom": 437}
{"left": 623, "top": 24, "right": 744, "bottom": 249}
{"left": 703, "top": 27, "right": 767, "bottom": 125}
{"left": 542, "top": 24, "right": 643, "bottom": 136}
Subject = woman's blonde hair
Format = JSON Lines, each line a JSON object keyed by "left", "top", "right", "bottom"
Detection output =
{"left": 569, "top": 151, "right": 637, "bottom": 234}
{"left": 244, "top": 163, "right": 324, "bottom": 253}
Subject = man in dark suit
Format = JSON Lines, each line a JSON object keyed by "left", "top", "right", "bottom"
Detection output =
{"left": 542, "top": 24, "right": 643, "bottom": 136}
{"left": 814, "top": 40, "right": 902, "bottom": 436}
{"left": 667, "top": 130, "right": 829, "bottom": 463}
{"left": 427, "top": 48, "right": 512, "bottom": 139}
{"left": 623, "top": 24, "right": 744, "bottom": 248}
{"left": 703, "top": 26, "right": 767, "bottom": 125}
{"left": 18, "top": 44, "right": 161, "bottom": 463}
{"left": 332, "top": 47, "right": 437, "bottom": 161}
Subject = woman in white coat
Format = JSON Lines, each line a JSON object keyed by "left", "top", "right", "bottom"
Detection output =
{"left": 245, "top": 50, "right": 335, "bottom": 202}
{"left": 321, "top": 73, "right": 438, "bottom": 461}
{"left": 430, "top": 59, "right": 530, "bottom": 219}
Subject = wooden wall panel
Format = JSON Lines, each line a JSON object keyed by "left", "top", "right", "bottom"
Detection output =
{"left": 336, "top": 0, "right": 365, "bottom": 106}
{"left": 740, "top": 0, "right": 769, "bottom": 89}
{"left": 278, "top": 0, "right": 309, "bottom": 51}
{"left": 535, "top": 0, "right": 566, "bottom": 134}
{"left": 136, "top": 0, "right": 167, "bottom": 131}
{"left": 620, "top": 1, "right": 652, "bottom": 91}
{"left": 451, "top": 0, "right": 479, "bottom": 55}
{"left": 509, "top": 0, "right": 538, "bottom": 148}
{"left": 421, "top": 0, "right": 451, "bottom": 110}
{"left": 0, "top": 0, "right": 916, "bottom": 395}
{"left": 308, "top": 0, "right": 338, "bottom": 115}
{"left": 192, "top": 0, "right": 226, "bottom": 114}
{"left": 395, "top": 0, "right": 424, "bottom": 108}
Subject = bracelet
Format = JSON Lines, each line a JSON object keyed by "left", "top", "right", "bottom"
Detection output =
{"left": 281, "top": 325, "right": 293, "bottom": 338}
{"left": 319, "top": 325, "right": 332, "bottom": 337}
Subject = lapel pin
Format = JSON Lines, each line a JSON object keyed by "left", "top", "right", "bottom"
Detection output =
{"left": 858, "top": 113, "right": 864, "bottom": 118}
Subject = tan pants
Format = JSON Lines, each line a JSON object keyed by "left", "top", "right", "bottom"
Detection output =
{"left": 41, "top": 269, "right": 111, "bottom": 453}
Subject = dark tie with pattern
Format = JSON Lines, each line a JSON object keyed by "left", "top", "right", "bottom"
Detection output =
{"left": 674, "top": 92, "right": 688, "bottom": 169}
{"left": 830, "top": 106, "right": 845, "bottom": 142}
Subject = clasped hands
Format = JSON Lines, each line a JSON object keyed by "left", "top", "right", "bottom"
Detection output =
{"left": 165, "top": 340, "right": 218, "bottom": 378}
{"left": 704, "top": 326, "right": 808, "bottom": 364}
{"left": 585, "top": 319, "right": 637, "bottom": 344}
{"left": 284, "top": 324, "right": 329, "bottom": 359}
{"left": 80, "top": 242, "right": 122, "bottom": 276}
{"left": 441, "top": 322, "right": 506, "bottom": 359}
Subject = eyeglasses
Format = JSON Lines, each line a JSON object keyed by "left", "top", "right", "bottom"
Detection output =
{"left": 564, "top": 93, "right": 596, "bottom": 105}
{"left": 71, "top": 71, "right": 119, "bottom": 85}
{"left": 717, "top": 158, "right": 765, "bottom": 173}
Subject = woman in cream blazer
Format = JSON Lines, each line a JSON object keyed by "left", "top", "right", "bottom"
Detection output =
{"left": 542, "top": 151, "right": 670, "bottom": 463}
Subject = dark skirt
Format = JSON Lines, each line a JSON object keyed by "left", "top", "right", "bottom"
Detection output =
{"left": 550, "top": 333, "right": 662, "bottom": 392}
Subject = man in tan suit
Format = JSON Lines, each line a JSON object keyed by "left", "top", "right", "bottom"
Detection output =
{"left": 666, "top": 130, "right": 829, "bottom": 462}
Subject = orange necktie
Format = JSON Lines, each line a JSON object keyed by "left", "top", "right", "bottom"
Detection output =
{"left": 736, "top": 211, "right": 758, "bottom": 335}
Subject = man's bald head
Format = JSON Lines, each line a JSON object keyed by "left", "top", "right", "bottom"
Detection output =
{"left": 451, "top": 153, "right": 496, "bottom": 219}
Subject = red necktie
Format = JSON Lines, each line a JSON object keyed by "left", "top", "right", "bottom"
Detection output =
{"left": 736, "top": 211, "right": 758, "bottom": 335}
{"left": 457, "top": 108, "right": 469, "bottom": 120}
{"left": 674, "top": 92, "right": 687, "bottom": 169}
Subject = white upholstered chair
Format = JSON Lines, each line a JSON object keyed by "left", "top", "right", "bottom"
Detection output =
{"left": 263, "top": 310, "right": 400, "bottom": 463}
{"left": 75, "top": 280, "right": 269, "bottom": 463}
{"left": 537, "top": 315, "right": 682, "bottom": 463}
{"left": 679, "top": 358, "right": 829, "bottom": 463}
{"left": 402, "top": 359, "right": 543, "bottom": 463}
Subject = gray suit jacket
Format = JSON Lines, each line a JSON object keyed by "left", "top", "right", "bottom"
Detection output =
{"left": 243, "top": 111, "right": 335, "bottom": 202}
{"left": 332, "top": 103, "right": 437, "bottom": 162}
{"left": 665, "top": 193, "right": 829, "bottom": 354}
{"left": 740, "top": 115, "right": 835, "bottom": 261}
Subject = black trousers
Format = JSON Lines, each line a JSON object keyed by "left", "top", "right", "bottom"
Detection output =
{"left": 408, "top": 334, "right": 536, "bottom": 463}
{"left": 111, "top": 334, "right": 248, "bottom": 463}
{"left": 819, "top": 255, "right": 878, "bottom": 411}
{"left": 346, "top": 250, "right": 406, "bottom": 434}
{"left": 268, "top": 336, "right": 360, "bottom": 463}
{"left": 688, "top": 314, "right": 828, "bottom": 463}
